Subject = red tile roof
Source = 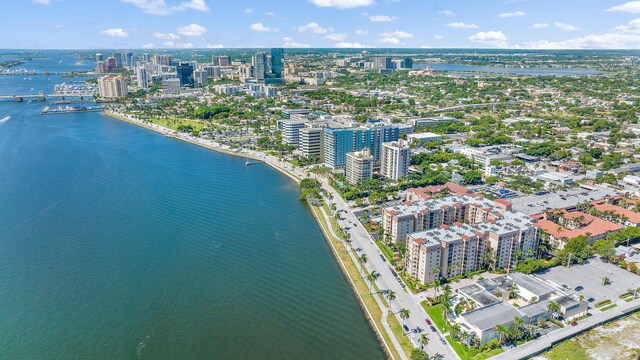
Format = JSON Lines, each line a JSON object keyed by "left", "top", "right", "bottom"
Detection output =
{"left": 592, "top": 203, "right": 640, "bottom": 225}
{"left": 535, "top": 210, "right": 623, "bottom": 240}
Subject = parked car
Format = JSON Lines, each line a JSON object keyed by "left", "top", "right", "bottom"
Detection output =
{"left": 425, "top": 319, "right": 432, "bottom": 325}
{"left": 440, "top": 337, "right": 446, "bottom": 345}
{"left": 403, "top": 325, "right": 409, "bottom": 332}
{"left": 571, "top": 321, "right": 578, "bottom": 326}
{"left": 575, "top": 286, "right": 584, "bottom": 291}
{"left": 430, "top": 325, "right": 437, "bottom": 332}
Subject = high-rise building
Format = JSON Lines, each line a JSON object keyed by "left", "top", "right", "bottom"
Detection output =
{"left": 373, "top": 57, "right": 392, "bottom": 70}
{"left": 252, "top": 52, "right": 267, "bottom": 81}
{"left": 162, "top": 78, "right": 181, "bottom": 95}
{"left": 136, "top": 67, "right": 149, "bottom": 90}
{"left": 270, "top": 48, "right": 284, "bottom": 78}
{"left": 95, "top": 53, "right": 104, "bottom": 62}
{"left": 96, "top": 61, "right": 109, "bottom": 73}
{"left": 152, "top": 54, "right": 172, "bottom": 66}
{"left": 202, "top": 65, "right": 221, "bottom": 79}
{"left": 97, "top": 75, "right": 129, "bottom": 98}
{"left": 400, "top": 57, "right": 413, "bottom": 69}
{"left": 112, "top": 52, "right": 124, "bottom": 68}
{"left": 142, "top": 53, "right": 151, "bottom": 62}
{"left": 176, "top": 62, "right": 194, "bottom": 87}
{"left": 212, "top": 55, "right": 230, "bottom": 66}
{"left": 106, "top": 57, "right": 117, "bottom": 70}
{"left": 281, "top": 119, "right": 308, "bottom": 147}
{"left": 193, "top": 70, "right": 207, "bottom": 85}
{"left": 299, "top": 127, "right": 324, "bottom": 160}
{"left": 323, "top": 122, "right": 400, "bottom": 170}
{"left": 346, "top": 149, "right": 373, "bottom": 184}
{"left": 126, "top": 52, "right": 134, "bottom": 67}
{"left": 380, "top": 140, "right": 410, "bottom": 180}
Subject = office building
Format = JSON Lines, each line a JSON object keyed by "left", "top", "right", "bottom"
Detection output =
{"left": 323, "top": 122, "right": 399, "bottom": 170}
{"left": 252, "top": 52, "right": 267, "bottom": 81}
{"left": 270, "top": 48, "right": 284, "bottom": 78}
{"left": 136, "top": 67, "right": 149, "bottom": 90}
{"left": 106, "top": 57, "right": 117, "bottom": 70}
{"left": 203, "top": 65, "right": 221, "bottom": 79}
{"left": 95, "top": 53, "right": 104, "bottom": 62}
{"left": 162, "top": 78, "right": 181, "bottom": 95}
{"left": 407, "top": 132, "right": 443, "bottom": 144}
{"left": 142, "top": 53, "right": 151, "bottom": 62}
{"left": 373, "top": 57, "right": 392, "bottom": 70}
{"left": 380, "top": 140, "right": 410, "bottom": 180}
{"left": 212, "top": 55, "right": 230, "bottom": 66}
{"left": 193, "top": 70, "right": 207, "bottom": 85}
{"left": 112, "top": 52, "right": 124, "bottom": 68}
{"left": 126, "top": 52, "right": 134, "bottom": 67}
{"left": 96, "top": 61, "right": 109, "bottom": 73}
{"left": 97, "top": 75, "right": 129, "bottom": 98}
{"left": 346, "top": 149, "right": 373, "bottom": 184}
{"left": 176, "top": 62, "right": 194, "bottom": 87}
{"left": 400, "top": 57, "right": 413, "bottom": 69}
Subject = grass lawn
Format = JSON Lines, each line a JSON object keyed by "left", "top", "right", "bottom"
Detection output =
{"left": 312, "top": 204, "right": 410, "bottom": 359}
{"left": 145, "top": 116, "right": 207, "bottom": 132}
{"left": 544, "top": 339, "right": 589, "bottom": 360}
{"left": 600, "top": 304, "right": 618, "bottom": 311}
{"left": 445, "top": 335, "right": 504, "bottom": 360}
{"left": 421, "top": 302, "right": 450, "bottom": 333}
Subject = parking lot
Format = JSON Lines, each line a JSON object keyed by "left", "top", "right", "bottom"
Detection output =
{"left": 536, "top": 257, "right": 640, "bottom": 306}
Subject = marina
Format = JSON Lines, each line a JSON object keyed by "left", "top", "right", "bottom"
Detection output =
{"left": 41, "top": 105, "right": 105, "bottom": 114}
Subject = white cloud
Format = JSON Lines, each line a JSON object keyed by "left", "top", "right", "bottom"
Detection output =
{"left": 99, "top": 28, "right": 129, "bottom": 37}
{"left": 608, "top": 1, "right": 640, "bottom": 13}
{"left": 121, "top": 0, "right": 209, "bottom": 15}
{"left": 498, "top": 11, "right": 526, "bottom": 18}
{"left": 468, "top": 31, "right": 508, "bottom": 47}
{"left": 421, "top": 45, "right": 431, "bottom": 48}
{"left": 142, "top": 43, "right": 157, "bottom": 49}
{"left": 355, "top": 29, "right": 369, "bottom": 36}
{"left": 265, "top": 11, "right": 275, "bottom": 16}
{"left": 32, "top": 0, "right": 51, "bottom": 4}
{"left": 522, "top": 33, "right": 640, "bottom": 49}
{"left": 297, "top": 22, "right": 331, "bottom": 34}
{"left": 249, "top": 22, "right": 277, "bottom": 32}
{"left": 245, "top": 8, "right": 254, "bottom": 13}
{"left": 369, "top": 14, "right": 396, "bottom": 22}
{"left": 155, "top": 32, "right": 180, "bottom": 40}
{"left": 206, "top": 43, "right": 224, "bottom": 48}
{"left": 615, "top": 18, "right": 640, "bottom": 32}
{"left": 447, "top": 22, "right": 478, "bottom": 29}
{"left": 379, "top": 37, "right": 400, "bottom": 44}
{"left": 176, "top": 23, "right": 207, "bottom": 37}
{"left": 531, "top": 23, "right": 549, "bottom": 29}
{"left": 381, "top": 30, "right": 413, "bottom": 39}
{"left": 163, "top": 41, "right": 194, "bottom": 48}
{"left": 439, "top": 10, "right": 454, "bottom": 16}
{"left": 282, "top": 37, "right": 311, "bottom": 48}
{"left": 326, "top": 33, "right": 347, "bottom": 41}
{"left": 555, "top": 22, "right": 580, "bottom": 31}
{"left": 434, "top": 34, "right": 443, "bottom": 39}
{"left": 309, "top": 0, "right": 374, "bottom": 9}
{"left": 335, "top": 42, "right": 367, "bottom": 48}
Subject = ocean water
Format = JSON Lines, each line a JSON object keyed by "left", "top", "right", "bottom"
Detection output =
{"left": 0, "top": 52, "right": 385, "bottom": 359}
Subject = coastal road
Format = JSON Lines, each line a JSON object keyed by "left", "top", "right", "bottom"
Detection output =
{"left": 324, "top": 182, "right": 459, "bottom": 360}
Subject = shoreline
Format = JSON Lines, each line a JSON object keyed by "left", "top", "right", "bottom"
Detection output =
{"left": 103, "top": 110, "right": 397, "bottom": 359}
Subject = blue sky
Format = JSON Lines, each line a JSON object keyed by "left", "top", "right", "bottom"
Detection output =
{"left": 4, "top": 0, "right": 640, "bottom": 49}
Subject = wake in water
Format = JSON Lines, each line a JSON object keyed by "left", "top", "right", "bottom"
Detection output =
{"left": 0, "top": 115, "right": 11, "bottom": 127}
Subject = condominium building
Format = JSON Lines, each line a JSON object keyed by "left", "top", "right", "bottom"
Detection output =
{"left": 152, "top": 54, "right": 172, "bottom": 66}
{"left": 136, "top": 67, "right": 149, "bottom": 90}
{"left": 97, "top": 75, "right": 129, "bottom": 98}
{"left": 383, "top": 195, "right": 538, "bottom": 283}
{"left": 380, "top": 140, "right": 410, "bottom": 180}
{"left": 281, "top": 119, "right": 308, "bottom": 147}
{"left": 323, "top": 121, "right": 399, "bottom": 170}
{"left": 299, "top": 127, "right": 324, "bottom": 160}
{"left": 346, "top": 149, "right": 373, "bottom": 184}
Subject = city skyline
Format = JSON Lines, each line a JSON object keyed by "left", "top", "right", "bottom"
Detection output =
{"left": 5, "top": 0, "right": 640, "bottom": 49}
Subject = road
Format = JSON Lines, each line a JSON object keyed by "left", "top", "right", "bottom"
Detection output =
{"left": 324, "top": 180, "right": 459, "bottom": 360}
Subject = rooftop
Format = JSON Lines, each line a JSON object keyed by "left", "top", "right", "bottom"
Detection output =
{"left": 460, "top": 302, "right": 523, "bottom": 331}
{"left": 510, "top": 187, "right": 619, "bottom": 216}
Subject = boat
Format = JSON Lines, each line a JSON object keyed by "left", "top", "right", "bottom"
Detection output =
{"left": 245, "top": 158, "right": 253, "bottom": 166}
{"left": 41, "top": 105, "right": 105, "bottom": 115}
{"left": 53, "top": 100, "right": 71, "bottom": 105}
{"left": 0, "top": 115, "right": 11, "bottom": 125}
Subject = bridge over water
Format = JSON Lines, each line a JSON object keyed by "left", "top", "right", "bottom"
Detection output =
{"left": 0, "top": 91, "right": 96, "bottom": 102}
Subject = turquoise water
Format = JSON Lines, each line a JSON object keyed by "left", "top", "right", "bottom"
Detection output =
{"left": 0, "top": 53, "right": 385, "bottom": 359}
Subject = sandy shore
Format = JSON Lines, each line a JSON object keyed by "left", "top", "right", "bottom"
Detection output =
{"left": 104, "top": 111, "right": 302, "bottom": 184}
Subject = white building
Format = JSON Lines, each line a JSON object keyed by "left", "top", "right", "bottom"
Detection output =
{"left": 136, "top": 67, "right": 149, "bottom": 90}
{"left": 299, "top": 127, "right": 324, "bottom": 160}
{"left": 281, "top": 119, "right": 308, "bottom": 147}
{"left": 407, "top": 132, "right": 442, "bottom": 144}
{"left": 346, "top": 149, "right": 373, "bottom": 184}
{"left": 162, "top": 78, "right": 181, "bottom": 95}
{"left": 539, "top": 171, "right": 574, "bottom": 186}
{"left": 380, "top": 140, "right": 410, "bottom": 180}
{"left": 97, "top": 75, "right": 129, "bottom": 98}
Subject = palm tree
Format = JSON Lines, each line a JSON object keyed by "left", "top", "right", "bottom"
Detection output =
{"left": 367, "top": 271, "right": 380, "bottom": 294}
{"left": 386, "top": 290, "right": 396, "bottom": 311}
{"left": 420, "top": 333, "right": 430, "bottom": 348}
{"left": 547, "top": 300, "right": 561, "bottom": 320}
{"left": 512, "top": 316, "right": 524, "bottom": 340}
{"left": 399, "top": 308, "right": 411, "bottom": 334}
{"left": 495, "top": 324, "right": 508, "bottom": 344}
{"left": 357, "top": 254, "right": 367, "bottom": 277}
